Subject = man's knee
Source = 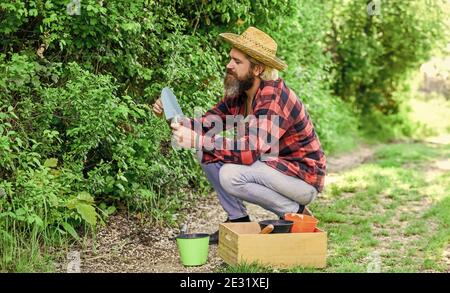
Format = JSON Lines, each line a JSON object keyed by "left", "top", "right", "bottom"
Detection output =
{"left": 219, "top": 164, "right": 244, "bottom": 195}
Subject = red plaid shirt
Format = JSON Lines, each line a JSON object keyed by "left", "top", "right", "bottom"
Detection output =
{"left": 190, "top": 78, "right": 326, "bottom": 192}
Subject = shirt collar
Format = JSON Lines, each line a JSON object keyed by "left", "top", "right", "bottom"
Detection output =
{"left": 259, "top": 78, "right": 282, "bottom": 90}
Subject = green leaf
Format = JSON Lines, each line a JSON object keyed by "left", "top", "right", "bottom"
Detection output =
{"left": 62, "top": 222, "right": 80, "bottom": 241}
{"left": 76, "top": 203, "right": 97, "bottom": 226}
{"left": 29, "top": 8, "right": 38, "bottom": 17}
{"left": 44, "top": 157, "right": 58, "bottom": 168}
{"left": 15, "top": 208, "right": 26, "bottom": 216}
{"left": 106, "top": 205, "right": 116, "bottom": 215}
{"left": 32, "top": 157, "right": 41, "bottom": 166}
{"left": 28, "top": 214, "right": 44, "bottom": 227}
{"left": 77, "top": 191, "right": 94, "bottom": 203}
{"left": 115, "top": 183, "right": 125, "bottom": 192}
{"left": 117, "top": 174, "right": 128, "bottom": 182}
{"left": 66, "top": 198, "right": 77, "bottom": 209}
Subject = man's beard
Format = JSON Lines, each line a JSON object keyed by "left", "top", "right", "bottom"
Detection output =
{"left": 223, "top": 69, "right": 254, "bottom": 97}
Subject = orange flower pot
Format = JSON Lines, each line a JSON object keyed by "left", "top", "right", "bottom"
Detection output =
{"left": 284, "top": 213, "right": 318, "bottom": 233}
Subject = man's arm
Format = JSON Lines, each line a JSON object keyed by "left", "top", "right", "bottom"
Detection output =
{"left": 189, "top": 95, "right": 237, "bottom": 136}
{"left": 200, "top": 95, "right": 291, "bottom": 165}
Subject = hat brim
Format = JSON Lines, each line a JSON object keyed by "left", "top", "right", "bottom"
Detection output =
{"left": 219, "top": 33, "right": 288, "bottom": 71}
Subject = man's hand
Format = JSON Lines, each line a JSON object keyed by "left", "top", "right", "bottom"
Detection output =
{"left": 171, "top": 121, "right": 197, "bottom": 149}
{"left": 152, "top": 97, "right": 163, "bottom": 117}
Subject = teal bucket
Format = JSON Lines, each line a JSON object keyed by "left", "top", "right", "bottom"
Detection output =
{"left": 176, "top": 233, "right": 210, "bottom": 266}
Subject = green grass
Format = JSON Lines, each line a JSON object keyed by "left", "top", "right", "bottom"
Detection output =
{"left": 0, "top": 217, "right": 77, "bottom": 272}
{"left": 220, "top": 141, "right": 450, "bottom": 272}
{"left": 0, "top": 225, "right": 62, "bottom": 272}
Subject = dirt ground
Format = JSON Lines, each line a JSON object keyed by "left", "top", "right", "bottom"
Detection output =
{"left": 53, "top": 143, "right": 381, "bottom": 273}
{"left": 68, "top": 195, "right": 274, "bottom": 272}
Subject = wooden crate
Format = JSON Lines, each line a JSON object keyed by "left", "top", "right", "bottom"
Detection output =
{"left": 218, "top": 222, "right": 327, "bottom": 269}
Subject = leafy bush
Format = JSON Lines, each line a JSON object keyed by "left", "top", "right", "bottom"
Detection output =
{"left": 329, "top": 0, "right": 448, "bottom": 138}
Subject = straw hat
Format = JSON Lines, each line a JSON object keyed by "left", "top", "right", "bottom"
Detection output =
{"left": 219, "top": 26, "right": 287, "bottom": 71}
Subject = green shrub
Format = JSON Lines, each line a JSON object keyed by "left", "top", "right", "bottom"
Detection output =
{"left": 329, "top": 0, "right": 448, "bottom": 139}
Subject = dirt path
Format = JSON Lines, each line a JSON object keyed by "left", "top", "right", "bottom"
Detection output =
{"left": 58, "top": 137, "right": 448, "bottom": 272}
{"left": 325, "top": 144, "right": 377, "bottom": 186}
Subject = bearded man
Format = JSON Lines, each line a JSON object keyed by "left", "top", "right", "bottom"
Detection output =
{"left": 152, "top": 27, "right": 326, "bottom": 245}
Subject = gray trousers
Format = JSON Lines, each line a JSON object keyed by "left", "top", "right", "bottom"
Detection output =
{"left": 197, "top": 152, "right": 318, "bottom": 220}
